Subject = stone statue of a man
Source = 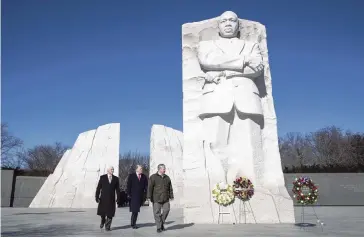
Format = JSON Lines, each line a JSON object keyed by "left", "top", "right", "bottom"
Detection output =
{"left": 197, "top": 11, "right": 265, "bottom": 185}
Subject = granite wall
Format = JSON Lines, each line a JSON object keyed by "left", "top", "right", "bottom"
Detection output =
{"left": 284, "top": 173, "right": 364, "bottom": 206}
{"left": 2, "top": 172, "right": 364, "bottom": 207}
{"left": 1, "top": 170, "right": 14, "bottom": 207}
{"left": 13, "top": 176, "right": 47, "bottom": 207}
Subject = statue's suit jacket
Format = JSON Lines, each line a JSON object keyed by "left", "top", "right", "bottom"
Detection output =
{"left": 197, "top": 38, "right": 264, "bottom": 117}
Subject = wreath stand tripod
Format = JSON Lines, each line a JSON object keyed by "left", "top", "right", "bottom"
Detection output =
{"left": 239, "top": 199, "right": 257, "bottom": 224}
{"left": 218, "top": 205, "right": 237, "bottom": 224}
{"left": 296, "top": 205, "right": 325, "bottom": 232}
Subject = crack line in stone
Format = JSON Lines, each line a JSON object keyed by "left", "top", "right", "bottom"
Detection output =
{"left": 176, "top": 132, "right": 183, "bottom": 153}
{"left": 260, "top": 189, "right": 281, "bottom": 223}
{"left": 164, "top": 126, "right": 176, "bottom": 182}
{"left": 83, "top": 130, "right": 97, "bottom": 168}
{"left": 203, "top": 140, "right": 215, "bottom": 223}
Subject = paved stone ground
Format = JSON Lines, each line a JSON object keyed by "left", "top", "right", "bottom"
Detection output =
{"left": 1, "top": 206, "right": 364, "bottom": 236}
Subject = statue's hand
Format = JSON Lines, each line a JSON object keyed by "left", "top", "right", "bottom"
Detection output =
{"left": 212, "top": 71, "right": 226, "bottom": 84}
{"left": 205, "top": 73, "right": 214, "bottom": 83}
{"left": 256, "top": 64, "right": 264, "bottom": 72}
{"left": 244, "top": 56, "right": 253, "bottom": 66}
{"left": 203, "top": 73, "right": 220, "bottom": 84}
{"left": 212, "top": 76, "right": 221, "bottom": 84}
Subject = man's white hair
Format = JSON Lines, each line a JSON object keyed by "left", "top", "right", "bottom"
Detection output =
{"left": 135, "top": 164, "right": 143, "bottom": 170}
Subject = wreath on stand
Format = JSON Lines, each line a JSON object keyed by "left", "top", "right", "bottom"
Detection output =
{"left": 292, "top": 176, "right": 319, "bottom": 205}
{"left": 233, "top": 177, "right": 254, "bottom": 201}
{"left": 212, "top": 182, "right": 235, "bottom": 206}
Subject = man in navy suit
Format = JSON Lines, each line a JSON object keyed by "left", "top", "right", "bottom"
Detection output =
{"left": 127, "top": 165, "right": 148, "bottom": 229}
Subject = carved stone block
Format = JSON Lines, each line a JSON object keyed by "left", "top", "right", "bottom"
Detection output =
{"left": 150, "top": 125, "right": 183, "bottom": 208}
{"left": 29, "top": 123, "right": 120, "bottom": 208}
{"left": 181, "top": 11, "right": 294, "bottom": 224}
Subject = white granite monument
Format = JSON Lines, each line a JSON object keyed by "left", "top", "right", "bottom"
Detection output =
{"left": 149, "top": 125, "right": 183, "bottom": 208}
{"left": 29, "top": 123, "right": 120, "bottom": 208}
{"left": 182, "top": 11, "right": 295, "bottom": 224}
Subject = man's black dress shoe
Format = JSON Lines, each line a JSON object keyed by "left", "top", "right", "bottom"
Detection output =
{"left": 132, "top": 225, "right": 139, "bottom": 229}
{"left": 161, "top": 224, "right": 166, "bottom": 231}
{"left": 157, "top": 229, "right": 162, "bottom": 233}
{"left": 100, "top": 223, "right": 104, "bottom": 229}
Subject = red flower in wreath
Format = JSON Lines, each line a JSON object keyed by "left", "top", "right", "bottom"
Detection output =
{"left": 292, "top": 176, "right": 319, "bottom": 205}
{"left": 233, "top": 176, "right": 254, "bottom": 201}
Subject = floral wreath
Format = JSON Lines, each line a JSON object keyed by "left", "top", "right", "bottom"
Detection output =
{"left": 233, "top": 177, "right": 254, "bottom": 201}
{"left": 292, "top": 176, "right": 318, "bottom": 205}
{"left": 212, "top": 182, "right": 235, "bottom": 206}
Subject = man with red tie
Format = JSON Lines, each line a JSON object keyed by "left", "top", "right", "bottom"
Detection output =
{"left": 127, "top": 165, "right": 148, "bottom": 229}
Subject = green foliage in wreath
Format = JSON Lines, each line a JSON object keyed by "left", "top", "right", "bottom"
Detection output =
{"left": 292, "top": 176, "right": 319, "bottom": 205}
{"left": 212, "top": 182, "right": 235, "bottom": 206}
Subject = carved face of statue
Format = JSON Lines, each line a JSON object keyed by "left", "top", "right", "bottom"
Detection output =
{"left": 218, "top": 11, "right": 239, "bottom": 38}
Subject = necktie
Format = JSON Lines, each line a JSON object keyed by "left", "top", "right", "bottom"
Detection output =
{"left": 138, "top": 174, "right": 141, "bottom": 181}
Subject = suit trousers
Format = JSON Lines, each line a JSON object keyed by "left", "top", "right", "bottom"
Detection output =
{"left": 153, "top": 202, "right": 170, "bottom": 229}
{"left": 100, "top": 215, "right": 112, "bottom": 230}
{"left": 131, "top": 212, "right": 138, "bottom": 226}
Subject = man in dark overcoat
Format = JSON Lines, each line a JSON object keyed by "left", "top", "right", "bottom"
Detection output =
{"left": 95, "top": 166, "right": 120, "bottom": 231}
{"left": 127, "top": 165, "right": 148, "bottom": 229}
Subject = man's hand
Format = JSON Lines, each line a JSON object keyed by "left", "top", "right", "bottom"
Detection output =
{"left": 96, "top": 198, "right": 100, "bottom": 203}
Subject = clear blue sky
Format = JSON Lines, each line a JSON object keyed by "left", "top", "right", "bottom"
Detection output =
{"left": 2, "top": 0, "right": 364, "bottom": 154}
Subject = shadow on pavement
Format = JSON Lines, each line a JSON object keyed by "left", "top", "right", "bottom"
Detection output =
{"left": 167, "top": 223, "right": 194, "bottom": 230}
{"left": 13, "top": 211, "right": 85, "bottom": 216}
{"left": 1, "top": 224, "right": 83, "bottom": 237}
{"left": 113, "top": 221, "right": 174, "bottom": 230}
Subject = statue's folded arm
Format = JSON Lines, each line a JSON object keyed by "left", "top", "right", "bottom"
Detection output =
{"left": 241, "top": 43, "right": 264, "bottom": 78}
{"left": 197, "top": 42, "right": 245, "bottom": 72}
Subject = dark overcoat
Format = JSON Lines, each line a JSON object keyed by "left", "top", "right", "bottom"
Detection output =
{"left": 95, "top": 174, "right": 120, "bottom": 217}
{"left": 127, "top": 173, "right": 148, "bottom": 213}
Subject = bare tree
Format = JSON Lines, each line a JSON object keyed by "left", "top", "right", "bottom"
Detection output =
{"left": 279, "top": 132, "right": 315, "bottom": 169}
{"left": 279, "top": 126, "right": 363, "bottom": 172}
{"left": 307, "top": 126, "right": 355, "bottom": 167}
{"left": 348, "top": 133, "right": 364, "bottom": 167}
{"left": 18, "top": 142, "right": 69, "bottom": 172}
{"left": 119, "top": 151, "right": 150, "bottom": 189}
{"left": 1, "top": 123, "right": 24, "bottom": 168}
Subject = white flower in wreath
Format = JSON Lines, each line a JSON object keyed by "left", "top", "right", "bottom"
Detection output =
{"left": 212, "top": 182, "right": 234, "bottom": 206}
{"left": 219, "top": 182, "right": 227, "bottom": 190}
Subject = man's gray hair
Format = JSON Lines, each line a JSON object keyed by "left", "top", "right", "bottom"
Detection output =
{"left": 135, "top": 164, "right": 143, "bottom": 170}
{"left": 157, "top": 164, "right": 166, "bottom": 170}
